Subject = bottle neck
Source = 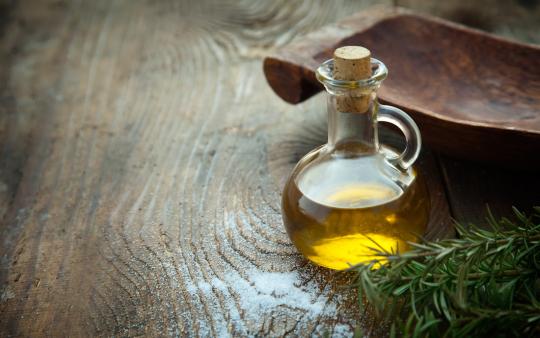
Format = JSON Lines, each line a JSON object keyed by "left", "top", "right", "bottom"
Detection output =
{"left": 327, "top": 92, "right": 378, "bottom": 154}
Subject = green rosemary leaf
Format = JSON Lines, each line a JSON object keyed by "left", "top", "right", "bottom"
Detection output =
{"left": 389, "top": 323, "right": 396, "bottom": 338}
{"left": 393, "top": 284, "right": 410, "bottom": 296}
{"left": 513, "top": 207, "right": 533, "bottom": 228}
{"left": 438, "top": 289, "right": 452, "bottom": 320}
{"left": 455, "top": 263, "right": 469, "bottom": 309}
{"left": 435, "top": 247, "right": 454, "bottom": 260}
{"left": 415, "top": 313, "right": 440, "bottom": 335}
{"left": 364, "top": 234, "right": 390, "bottom": 254}
{"left": 403, "top": 312, "right": 415, "bottom": 335}
{"left": 528, "top": 315, "right": 540, "bottom": 323}
{"left": 353, "top": 207, "right": 540, "bottom": 337}
{"left": 486, "top": 207, "right": 501, "bottom": 232}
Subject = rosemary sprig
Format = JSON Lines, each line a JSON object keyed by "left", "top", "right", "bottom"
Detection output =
{"left": 352, "top": 207, "right": 540, "bottom": 337}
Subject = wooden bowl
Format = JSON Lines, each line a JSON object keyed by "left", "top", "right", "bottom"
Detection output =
{"left": 263, "top": 7, "right": 540, "bottom": 168}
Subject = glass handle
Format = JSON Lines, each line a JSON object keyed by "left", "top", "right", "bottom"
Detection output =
{"left": 377, "top": 104, "right": 421, "bottom": 170}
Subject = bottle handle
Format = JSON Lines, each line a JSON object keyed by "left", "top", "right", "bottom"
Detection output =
{"left": 377, "top": 104, "right": 421, "bottom": 171}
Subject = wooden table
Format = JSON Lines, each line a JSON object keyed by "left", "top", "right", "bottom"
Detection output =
{"left": 1, "top": 1, "right": 539, "bottom": 336}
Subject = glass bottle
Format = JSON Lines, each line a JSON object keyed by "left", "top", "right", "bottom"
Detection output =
{"left": 281, "top": 48, "right": 430, "bottom": 270}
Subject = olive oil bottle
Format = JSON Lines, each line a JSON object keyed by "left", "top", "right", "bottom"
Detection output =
{"left": 281, "top": 46, "right": 430, "bottom": 270}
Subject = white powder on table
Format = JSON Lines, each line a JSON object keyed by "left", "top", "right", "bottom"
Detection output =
{"left": 178, "top": 211, "right": 355, "bottom": 336}
{"left": 189, "top": 267, "right": 350, "bottom": 337}
{"left": 224, "top": 269, "right": 333, "bottom": 318}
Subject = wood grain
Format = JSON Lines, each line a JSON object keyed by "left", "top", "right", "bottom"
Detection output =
{"left": 0, "top": 0, "right": 535, "bottom": 337}
{"left": 397, "top": 0, "right": 540, "bottom": 44}
{"left": 438, "top": 155, "right": 540, "bottom": 226}
{"left": 0, "top": 0, "right": 394, "bottom": 336}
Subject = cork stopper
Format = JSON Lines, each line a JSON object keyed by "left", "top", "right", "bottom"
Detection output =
{"left": 333, "top": 46, "right": 372, "bottom": 113}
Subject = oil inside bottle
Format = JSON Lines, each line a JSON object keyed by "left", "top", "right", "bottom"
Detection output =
{"left": 282, "top": 148, "right": 430, "bottom": 270}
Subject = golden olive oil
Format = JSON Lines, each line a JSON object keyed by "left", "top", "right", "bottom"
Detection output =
{"left": 282, "top": 153, "right": 430, "bottom": 270}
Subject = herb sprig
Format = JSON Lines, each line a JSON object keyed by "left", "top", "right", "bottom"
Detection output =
{"left": 353, "top": 207, "right": 540, "bottom": 337}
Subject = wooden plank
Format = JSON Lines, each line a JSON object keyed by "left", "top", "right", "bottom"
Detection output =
{"left": 0, "top": 0, "right": 535, "bottom": 336}
{"left": 397, "top": 0, "right": 540, "bottom": 44}
{"left": 429, "top": 0, "right": 540, "bottom": 228}
{"left": 0, "top": 0, "right": 394, "bottom": 336}
{"left": 438, "top": 156, "right": 540, "bottom": 227}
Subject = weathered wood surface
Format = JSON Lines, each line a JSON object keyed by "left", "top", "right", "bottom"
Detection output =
{"left": 0, "top": 0, "right": 393, "bottom": 336}
{"left": 0, "top": 0, "right": 538, "bottom": 337}
{"left": 438, "top": 155, "right": 540, "bottom": 226}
